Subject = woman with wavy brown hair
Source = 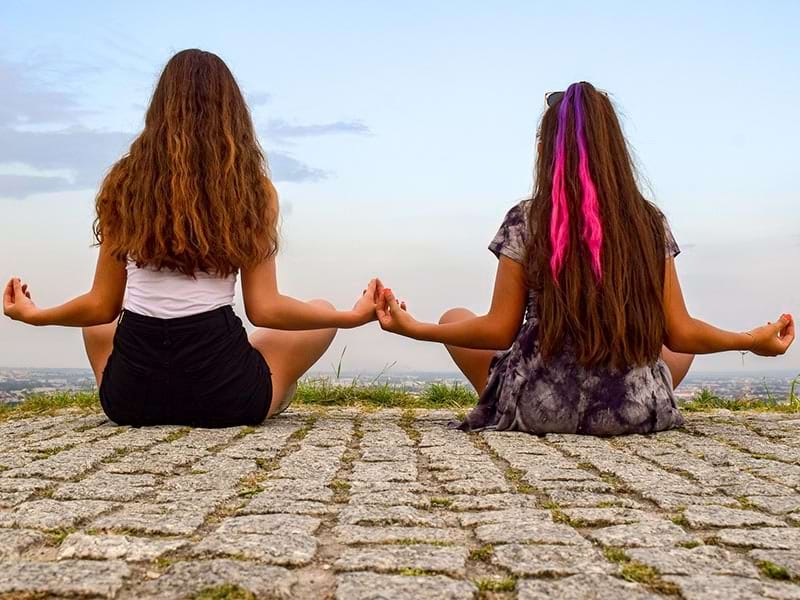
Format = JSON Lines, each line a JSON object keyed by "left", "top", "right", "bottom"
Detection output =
{"left": 375, "top": 82, "right": 794, "bottom": 436}
{"left": 3, "top": 49, "right": 378, "bottom": 427}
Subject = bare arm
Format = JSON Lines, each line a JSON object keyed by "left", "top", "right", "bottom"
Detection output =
{"left": 241, "top": 256, "right": 378, "bottom": 330}
{"left": 663, "top": 258, "right": 794, "bottom": 356}
{"left": 3, "top": 243, "right": 127, "bottom": 327}
{"left": 375, "top": 256, "right": 528, "bottom": 350}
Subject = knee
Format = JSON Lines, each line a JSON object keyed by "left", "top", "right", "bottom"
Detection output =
{"left": 439, "top": 307, "right": 474, "bottom": 325}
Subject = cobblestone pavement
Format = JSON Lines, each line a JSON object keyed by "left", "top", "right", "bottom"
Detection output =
{"left": 1, "top": 408, "right": 799, "bottom": 599}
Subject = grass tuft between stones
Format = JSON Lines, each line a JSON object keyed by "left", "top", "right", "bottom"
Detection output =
{"left": 758, "top": 560, "right": 792, "bottom": 581}
{"left": 504, "top": 467, "right": 535, "bottom": 494}
{"left": 192, "top": 584, "right": 256, "bottom": 600}
{"left": 473, "top": 577, "right": 516, "bottom": 592}
{"left": 620, "top": 562, "right": 680, "bottom": 595}
{"left": 468, "top": 544, "right": 494, "bottom": 562}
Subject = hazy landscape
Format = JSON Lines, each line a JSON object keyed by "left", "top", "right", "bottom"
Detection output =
{"left": 2, "top": 366, "right": 797, "bottom": 406}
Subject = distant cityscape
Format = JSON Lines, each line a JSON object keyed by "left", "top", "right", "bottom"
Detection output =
{"left": 1, "top": 366, "right": 797, "bottom": 407}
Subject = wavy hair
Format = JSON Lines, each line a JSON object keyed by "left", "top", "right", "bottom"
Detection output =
{"left": 94, "top": 49, "right": 278, "bottom": 276}
{"left": 528, "top": 82, "right": 668, "bottom": 370}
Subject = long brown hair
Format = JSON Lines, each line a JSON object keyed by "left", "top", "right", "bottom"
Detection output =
{"left": 527, "top": 82, "right": 667, "bottom": 370}
{"left": 94, "top": 49, "right": 278, "bottom": 276}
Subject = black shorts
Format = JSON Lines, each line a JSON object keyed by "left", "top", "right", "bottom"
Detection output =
{"left": 99, "top": 306, "right": 272, "bottom": 428}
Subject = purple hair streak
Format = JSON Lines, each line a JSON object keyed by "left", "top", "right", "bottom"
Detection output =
{"left": 549, "top": 82, "right": 604, "bottom": 282}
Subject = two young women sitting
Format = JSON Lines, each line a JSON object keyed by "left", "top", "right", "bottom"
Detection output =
{"left": 3, "top": 50, "right": 794, "bottom": 434}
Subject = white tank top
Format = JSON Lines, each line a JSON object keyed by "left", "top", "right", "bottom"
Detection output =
{"left": 123, "top": 261, "right": 236, "bottom": 319}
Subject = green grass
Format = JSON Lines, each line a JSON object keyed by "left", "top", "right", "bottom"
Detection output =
{"left": 294, "top": 378, "right": 477, "bottom": 409}
{"left": 473, "top": 577, "right": 517, "bottom": 592}
{"left": 620, "top": 562, "right": 680, "bottom": 595}
{"left": 4, "top": 375, "right": 798, "bottom": 421}
{"left": 468, "top": 544, "right": 494, "bottom": 562}
{"left": 0, "top": 390, "right": 99, "bottom": 421}
{"left": 758, "top": 560, "right": 792, "bottom": 581}
{"left": 192, "top": 585, "right": 255, "bottom": 600}
{"left": 681, "top": 378, "right": 800, "bottom": 413}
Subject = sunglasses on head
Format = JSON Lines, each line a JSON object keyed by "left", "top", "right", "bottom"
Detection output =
{"left": 544, "top": 87, "right": 608, "bottom": 108}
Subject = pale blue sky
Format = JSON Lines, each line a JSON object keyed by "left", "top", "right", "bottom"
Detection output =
{"left": 1, "top": 1, "right": 798, "bottom": 373}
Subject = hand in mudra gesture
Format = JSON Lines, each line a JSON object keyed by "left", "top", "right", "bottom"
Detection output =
{"left": 747, "top": 314, "right": 795, "bottom": 356}
{"left": 376, "top": 287, "right": 413, "bottom": 336}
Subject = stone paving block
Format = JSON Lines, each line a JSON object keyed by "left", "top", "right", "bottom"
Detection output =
{"left": 348, "top": 489, "right": 431, "bottom": 508}
{"left": 0, "top": 559, "right": 130, "bottom": 599}
{"left": 457, "top": 508, "right": 552, "bottom": 527}
{"left": 547, "top": 490, "right": 647, "bottom": 509}
{"left": 5, "top": 445, "right": 117, "bottom": 479}
{"left": 664, "top": 575, "right": 800, "bottom": 600}
{"left": 53, "top": 472, "right": 157, "bottom": 501}
{"left": 334, "top": 544, "right": 468, "bottom": 576}
{"left": 587, "top": 521, "right": 698, "bottom": 547}
{"left": 517, "top": 574, "right": 659, "bottom": 600}
{"left": 0, "top": 528, "right": 46, "bottom": 559}
{"left": 219, "top": 422, "right": 301, "bottom": 459}
{"left": 360, "top": 447, "right": 416, "bottom": 462}
{"left": 492, "top": 543, "right": 615, "bottom": 576}
{"left": 256, "top": 478, "right": 335, "bottom": 501}
{"left": 92, "top": 501, "right": 211, "bottom": 535}
{"left": 0, "top": 498, "right": 114, "bottom": 530}
{"left": 0, "top": 477, "right": 53, "bottom": 493}
{"left": 194, "top": 531, "right": 318, "bottom": 565}
{"left": 128, "top": 559, "right": 293, "bottom": 599}
{"left": 561, "top": 507, "right": 662, "bottom": 526}
{"left": 333, "top": 525, "right": 468, "bottom": 545}
{"left": 351, "top": 461, "right": 418, "bottom": 482}
{"left": 0, "top": 490, "right": 32, "bottom": 507}
{"left": 335, "top": 572, "right": 477, "bottom": 600}
{"left": 749, "top": 549, "right": 800, "bottom": 579}
{"left": 626, "top": 545, "right": 760, "bottom": 577}
{"left": 57, "top": 533, "right": 187, "bottom": 561}
{"left": 105, "top": 448, "right": 206, "bottom": 475}
{"left": 745, "top": 495, "right": 800, "bottom": 515}
{"left": 683, "top": 505, "right": 787, "bottom": 528}
{"left": 339, "top": 504, "right": 447, "bottom": 527}
{"left": 447, "top": 493, "right": 540, "bottom": 511}
{"left": 443, "top": 478, "right": 511, "bottom": 495}
{"left": 645, "top": 491, "right": 740, "bottom": 511}
{"left": 217, "top": 513, "right": 321, "bottom": 535}
{"left": 475, "top": 519, "right": 589, "bottom": 545}
{"left": 715, "top": 527, "right": 800, "bottom": 549}
{"left": 240, "top": 498, "right": 332, "bottom": 515}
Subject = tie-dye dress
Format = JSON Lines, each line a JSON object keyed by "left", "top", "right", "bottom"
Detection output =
{"left": 458, "top": 199, "right": 685, "bottom": 436}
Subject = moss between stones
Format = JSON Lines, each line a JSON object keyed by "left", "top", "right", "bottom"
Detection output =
{"left": 473, "top": 577, "right": 516, "bottom": 592}
{"left": 468, "top": 544, "right": 494, "bottom": 562}
{"left": 192, "top": 584, "right": 255, "bottom": 600}
{"left": 758, "top": 560, "right": 792, "bottom": 581}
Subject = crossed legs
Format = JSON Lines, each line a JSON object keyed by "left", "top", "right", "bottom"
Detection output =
{"left": 438, "top": 307, "right": 694, "bottom": 393}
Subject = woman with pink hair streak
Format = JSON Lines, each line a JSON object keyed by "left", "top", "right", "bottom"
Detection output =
{"left": 374, "top": 82, "right": 794, "bottom": 435}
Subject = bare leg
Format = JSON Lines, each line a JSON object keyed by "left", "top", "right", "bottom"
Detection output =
{"left": 249, "top": 299, "right": 338, "bottom": 417}
{"left": 439, "top": 307, "right": 495, "bottom": 395}
{"left": 661, "top": 346, "right": 694, "bottom": 389}
{"left": 82, "top": 322, "right": 117, "bottom": 387}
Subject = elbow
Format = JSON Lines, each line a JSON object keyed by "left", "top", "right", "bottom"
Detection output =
{"left": 92, "top": 298, "right": 122, "bottom": 325}
{"left": 245, "top": 305, "right": 274, "bottom": 329}
{"left": 490, "top": 326, "right": 519, "bottom": 351}
{"left": 664, "top": 324, "right": 695, "bottom": 354}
